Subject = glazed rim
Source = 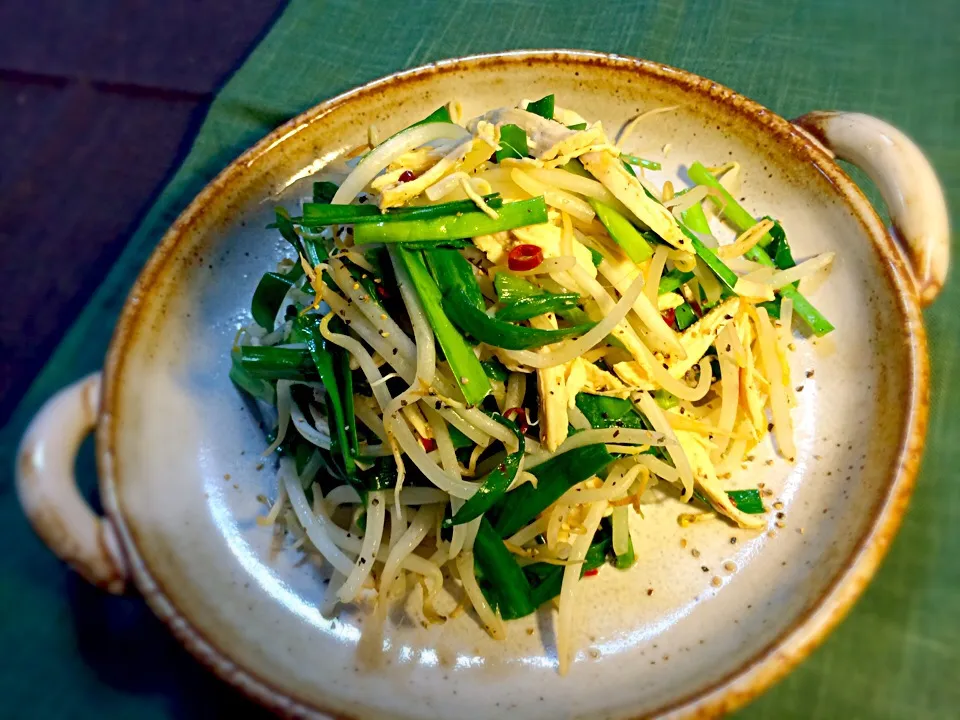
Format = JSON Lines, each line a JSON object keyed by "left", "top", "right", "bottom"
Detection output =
{"left": 97, "top": 50, "right": 929, "bottom": 719}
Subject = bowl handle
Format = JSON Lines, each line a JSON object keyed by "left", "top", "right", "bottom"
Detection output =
{"left": 792, "top": 111, "right": 950, "bottom": 306}
{"left": 16, "top": 372, "right": 127, "bottom": 594}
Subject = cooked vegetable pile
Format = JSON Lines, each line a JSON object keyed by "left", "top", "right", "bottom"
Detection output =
{"left": 230, "top": 96, "right": 835, "bottom": 673}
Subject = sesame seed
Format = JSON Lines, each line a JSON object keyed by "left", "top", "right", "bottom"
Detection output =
{"left": 723, "top": 561, "right": 736, "bottom": 572}
{"left": 711, "top": 576, "right": 722, "bottom": 587}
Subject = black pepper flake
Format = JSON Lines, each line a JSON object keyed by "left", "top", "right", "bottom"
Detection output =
{"left": 730, "top": 537, "right": 737, "bottom": 544}
{"left": 647, "top": 588, "right": 654, "bottom": 596}
{"left": 435, "top": 400, "right": 442, "bottom": 410}
{"left": 613, "top": 429, "right": 621, "bottom": 438}
{"left": 392, "top": 348, "right": 399, "bottom": 355}
{"left": 662, "top": 362, "right": 669, "bottom": 370}
{"left": 806, "top": 370, "right": 814, "bottom": 378}
{"left": 701, "top": 566, "right": 709, "bottom": 573}
{"left": 776, "top": 512, "right": 785, "bottom": 519}
{"left": 767, "top": 422, "right": 774, "bottom": 432}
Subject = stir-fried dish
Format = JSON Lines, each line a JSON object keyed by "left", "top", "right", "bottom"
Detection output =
{"left": 230, "top": 96, "right": 835, "bottom": 673}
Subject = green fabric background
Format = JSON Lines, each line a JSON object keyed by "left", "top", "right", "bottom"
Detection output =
{"left": 1, "top": 1, "right": 957, "bottom": 717}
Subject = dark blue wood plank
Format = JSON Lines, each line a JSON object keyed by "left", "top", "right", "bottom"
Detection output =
{"left": 0, "top": 1, "right": 288, "bottom": 422}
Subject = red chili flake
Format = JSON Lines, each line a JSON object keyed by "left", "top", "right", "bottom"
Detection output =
{"left": 398, "top": 170, "right": 416, "bottom": 183}
{"left": 507, "top": 244, "right": 543, "bottom": 272}
{"left": 690, "top": 300, "right": 703, "bottom": 318}
{"left": 375, "top": 284, "right": 390, "bottom": 300}
{"left": 661, "top": 307, "right": 677, "bottom": 329}
{"left": 583, "top": 568, "right": 600, "bottom": 577}
{"left": 419, "top": 437, "right": 437, "bottom": 452}
{"left": 502, "top": 407, "right": 529, "bottom": 433}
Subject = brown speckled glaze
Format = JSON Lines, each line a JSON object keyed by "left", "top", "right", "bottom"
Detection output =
{"left": 21, "top": 51, "right": 939, "bottom": 719}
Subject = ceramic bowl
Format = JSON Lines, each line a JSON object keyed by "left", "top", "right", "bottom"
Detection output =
{"left": 16, "top": 51, "right": 950, "bottom": 719}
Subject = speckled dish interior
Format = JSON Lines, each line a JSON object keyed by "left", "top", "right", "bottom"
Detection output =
{"left": 98, "top": 52, "right": 924, "bottom": 719}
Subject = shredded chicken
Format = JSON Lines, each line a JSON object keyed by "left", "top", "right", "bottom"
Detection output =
{"left": 663, "top": 298, "right": 740, "bottom": 379}
{"left": 565, "top": 358, "right": 632, "bottom": 405}
{"left": 580, "top": 150, "right": 692, "bottom": 252}
{"left": 676, "top": 430, "right": 765, "bottom": 529}
{"left": 530, "top": 313, "right": 570, "bottom": 451}
{"left": 467, "top": 107, "right": 608, "bottom": 162}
